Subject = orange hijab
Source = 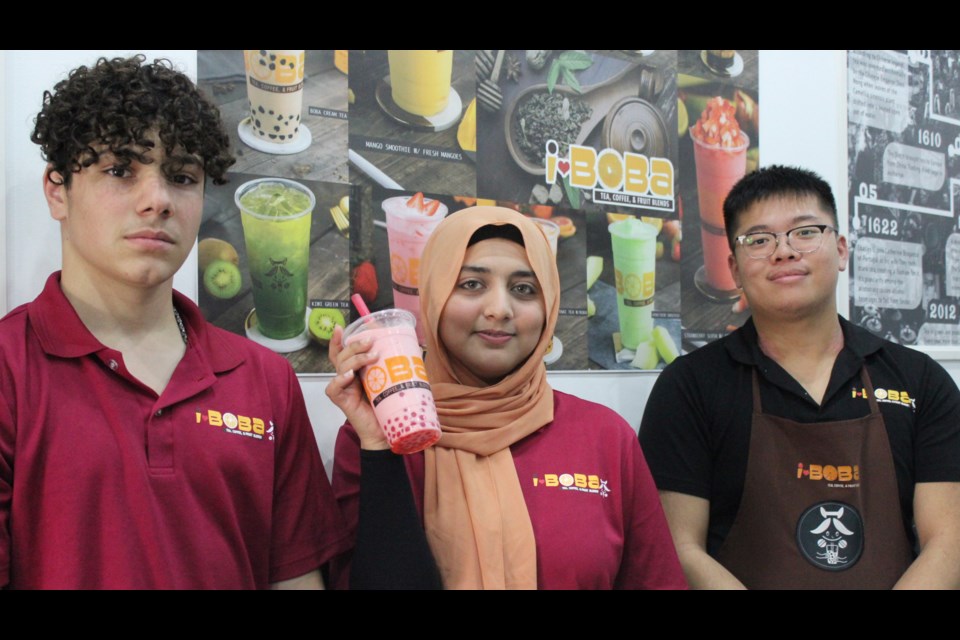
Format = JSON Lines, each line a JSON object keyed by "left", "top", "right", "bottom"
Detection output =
{"left": 419, "top": 206, "right": 560, "bottom": 589}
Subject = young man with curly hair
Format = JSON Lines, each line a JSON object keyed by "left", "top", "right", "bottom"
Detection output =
{"left": 0, "top": 55, "right": 349, "bottom": 589}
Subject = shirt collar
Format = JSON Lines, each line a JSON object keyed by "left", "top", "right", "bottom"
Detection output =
{"left": 29, "top": 271, "right": 244, "bottom": 373}
{"left": 29, "top": 272, "right": 103, "bottom": 358}
{"left": 724, "top": 314, "right": 886, "bottom": 401}
{"left": 725, "top": 315, "right": 885, "bottom": 367}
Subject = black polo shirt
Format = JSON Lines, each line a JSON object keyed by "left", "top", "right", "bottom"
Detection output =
{"left": 639, "top": 316, "right": 960, "bottom": 556}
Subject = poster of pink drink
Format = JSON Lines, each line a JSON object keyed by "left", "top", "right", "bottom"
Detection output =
{"left": 382, "top": 192, "right": 448, "bottom": 344}
{"left": 349, "top": 187, "right": 463, "bottom": 345}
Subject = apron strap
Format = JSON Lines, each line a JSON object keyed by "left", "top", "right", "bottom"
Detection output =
{"left": 751, "top": 368, "right": 763, "bottom": 414}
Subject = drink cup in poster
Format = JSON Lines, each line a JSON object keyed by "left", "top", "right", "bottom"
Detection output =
{"left": 609, "top": 218, "right": 658, "bottom": 350}
{"left": 244, "top": 50, "right": 305, "bottom": 144}
{"left": 387, "top": 50, "right": 453, "bottom": 117}
{"left": 382, "top": 195, "right": 449, "bottom": 344}
{"left": 236, "top": 178, "right": 314, "bottom": 341}
{"left": 529, "top": 218, "right": 560, "bottom": 257}
{"left": 692, "top": 131, "right": 749, "bottom": 291}
{"left": 343, "top": 309, "right": 441, "bottom": 455}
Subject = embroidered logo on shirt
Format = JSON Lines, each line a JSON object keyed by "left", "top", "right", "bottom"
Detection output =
{"left": 195, "top": 408, "right": 274, "bottom": 441}
{"left": 851, "top": 386, "right": 915, "bottom": 409}
{"left": 796, "top": 502, "right": 863, "bottom": 571}
{"left": 531, "top": 473, "right": 610, "bottom": 498}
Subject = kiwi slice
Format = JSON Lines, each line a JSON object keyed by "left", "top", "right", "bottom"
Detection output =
{"left": 309, "top": 307, "right": 346, "bottom": 345}
{"left": 198, "top": 238, "right": 239, "bottom": 272}
{"left": 203, "top": 259, "right": 242, "bottom": 299}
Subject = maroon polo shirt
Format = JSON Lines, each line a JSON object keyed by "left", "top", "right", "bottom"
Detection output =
{"left": 0, "top": 273, "right": 349, "bottom": 589}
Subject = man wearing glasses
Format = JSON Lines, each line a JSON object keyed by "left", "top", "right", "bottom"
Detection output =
{"left": 640, "top": 165, "right": 960, "bottom": 589}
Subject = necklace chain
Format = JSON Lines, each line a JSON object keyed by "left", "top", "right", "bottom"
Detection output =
{"left": 173, "top": 307, "right": 188, "bottom": 345}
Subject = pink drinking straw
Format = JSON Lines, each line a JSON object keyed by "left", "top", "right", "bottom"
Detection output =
{"left": 351, "top": 293, "right": 371, "bottom": 317}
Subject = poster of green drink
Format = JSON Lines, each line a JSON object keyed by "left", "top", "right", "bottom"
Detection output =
{"left": 199, "top": 173, "right": 350, "bottom": 375}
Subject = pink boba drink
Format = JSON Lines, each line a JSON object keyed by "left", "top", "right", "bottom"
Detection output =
{"left": 690, "top": 97, "right": 749, "bottom": 294}
{"left": 342, "top": 308, "right": 441, "bottom": 454}
{"left": 382, "top": 193, "right": 448, "bottom": 344}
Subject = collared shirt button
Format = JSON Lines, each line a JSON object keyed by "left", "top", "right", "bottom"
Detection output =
{"left": 108, "top": 359, "right": 119, "bottom": 371}
{"left": 155, "top": 409, "right": 163, "bottom": 417}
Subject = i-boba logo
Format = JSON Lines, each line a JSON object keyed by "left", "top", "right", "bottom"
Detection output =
{"left": 544, "top": 140, "right": 675, "bottom": 212}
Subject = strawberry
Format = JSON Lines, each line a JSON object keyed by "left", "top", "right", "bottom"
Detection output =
{"left": 406, "top": 192, "right": 425, "bottom": 210}
{"left": 423, "top": 199, "right": 441, "bottom": 216}
{"left": 351, "top": 261, "right": 379, "bottom": 305}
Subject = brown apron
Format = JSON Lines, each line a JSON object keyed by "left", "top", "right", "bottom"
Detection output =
{"left": 715, "top": 368, "right": 914, "bottom": 589}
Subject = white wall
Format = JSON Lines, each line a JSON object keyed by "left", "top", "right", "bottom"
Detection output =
{"left": 6, "top": 50, "right": 960, "bottom": 474}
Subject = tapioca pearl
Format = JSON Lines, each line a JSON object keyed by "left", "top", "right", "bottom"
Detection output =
{"left": 269, "top": 110, "right": 275, "bottom": 115}
{"left": 296, "top": 114, "right": 301, "bottom": 121}
{"left": 279, "top": 135, "right": 287, "bottom": 140}
{"left": 269, "top": 134, "right": 277, "bottom": 139}
{"left": 255, "top": 120, "right": 262, "bottom": 128}
{"left": 274, "top": 125, "right": 281, "bottom": 132}
{"left": 258, "top": 59, "right": 267, "bottom": 67}
{"left": 269, "top": 54, "right": 276, "bottom": 61}
{"left": 294, "top": 127, "right": 299, "bottom": 134}
{"left": 277, "top": 114, "right": 283, "bottom": 121}
{"left": 279, "top": 57, "right": 288, "bottom": 66}
{"left": 258, "top": 106, "right": 265, "bottom": 113}
{"left": 288, "top": 62, "right": 295, "bottom": 70}
{"left": 269, "top": 63, "right": 276, "bottom": 71}
{"left": 399, "top": 392, "right": 405, "bottom": 398}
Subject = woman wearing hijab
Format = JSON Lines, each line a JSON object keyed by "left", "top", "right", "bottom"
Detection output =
{"left": 327, "top": 207, "right": 685, "bottom": 590}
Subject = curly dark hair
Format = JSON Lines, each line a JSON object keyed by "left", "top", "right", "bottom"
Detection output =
{"left": 31, "top": 55, "right": 234, "bottom": 186}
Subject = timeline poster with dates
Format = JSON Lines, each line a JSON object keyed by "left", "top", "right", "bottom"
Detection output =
{"left": 848, "top": 50, "right": 960, "bottom": 350}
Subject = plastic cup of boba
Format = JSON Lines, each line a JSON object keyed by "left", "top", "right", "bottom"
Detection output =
{"left": 342, "top": 309, "right": 441, "bottom": 454}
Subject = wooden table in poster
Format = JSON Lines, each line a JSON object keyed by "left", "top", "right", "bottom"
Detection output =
{"left": 198, "top": 50, "right": 349, "bottom": 185}
{"left": 347, "top": 50, "right": 476, "bottom": 198}
{"left": 199, "top": 173, "right": 350, "bottom": 375}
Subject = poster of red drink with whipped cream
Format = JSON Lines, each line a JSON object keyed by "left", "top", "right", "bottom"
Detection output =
{"left": 676, "top": 50, "right": 760, "bottom": 351}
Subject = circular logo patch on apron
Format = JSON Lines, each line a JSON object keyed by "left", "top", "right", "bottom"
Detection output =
{"left": 796, "top": 501, "right": 863, "bottom": 571}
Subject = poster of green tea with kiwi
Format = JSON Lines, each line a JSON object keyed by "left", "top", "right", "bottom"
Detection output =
{"left": 197, "top": 50, "right": 351, "bottom": 374}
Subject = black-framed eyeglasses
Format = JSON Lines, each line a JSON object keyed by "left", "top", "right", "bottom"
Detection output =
{"left": 735, "top": 224, "right": 837, "bottom": 260}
